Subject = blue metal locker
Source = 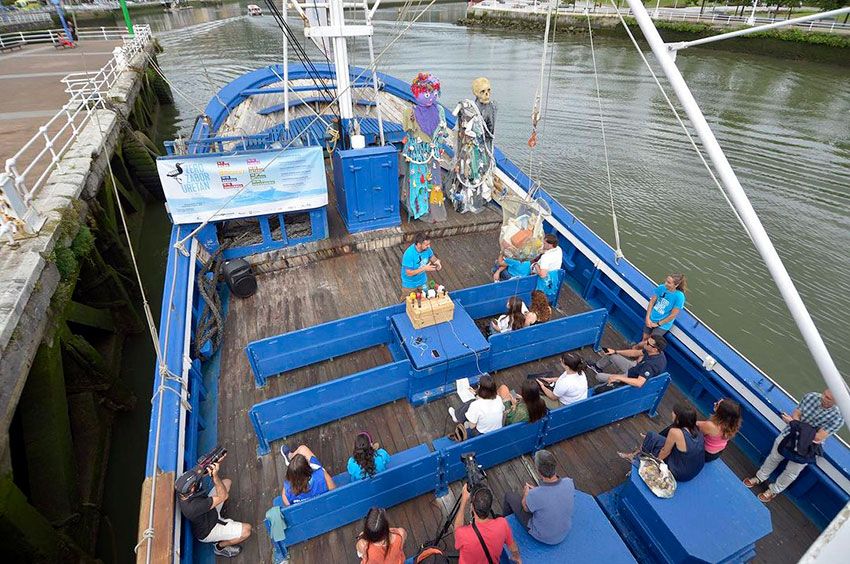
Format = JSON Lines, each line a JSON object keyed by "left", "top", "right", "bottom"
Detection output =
{"left": 332, "top": 145, "right": 400, "bottom": 233}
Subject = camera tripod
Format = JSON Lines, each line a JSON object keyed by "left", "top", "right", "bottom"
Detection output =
{"left": 418, "top": 484, "right": 495, "bottom": 557}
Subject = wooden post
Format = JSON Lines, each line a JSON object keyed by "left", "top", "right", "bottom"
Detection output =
{"left": 18, "top": 338, "right": 79, "bottom": 525}
{"left": 0, "top": 476, "right": 62, "bottom": 560}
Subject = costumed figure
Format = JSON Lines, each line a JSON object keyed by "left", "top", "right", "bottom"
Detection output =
{"left": 450, "top": 77, "right": 496, "bottom": 214}
{"left": 402, "top": 72, "right": 450, "bottom": 222}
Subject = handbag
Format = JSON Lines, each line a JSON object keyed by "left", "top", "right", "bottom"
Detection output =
{"left": 638, "top": 454, "right": 677, "bottom": 498}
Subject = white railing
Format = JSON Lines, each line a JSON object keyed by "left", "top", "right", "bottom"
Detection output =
{"left": 0, "top": 26, "right": 131, "bottom": 48}
{"left": 474, "top": 2, "right": 850, "bottom": 32}
{"left": 0, "top": 24, "right": 152, "bottom": 244}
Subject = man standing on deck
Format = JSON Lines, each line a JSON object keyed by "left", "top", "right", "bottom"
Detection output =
{"left": 400, "top": 232, "right": 442, "bottom": 299}
{"left": 176, "top": 458, "right": 252, "bottom": 557}
{"left": 745, "top": 389, "right": 844, "bottom": 502}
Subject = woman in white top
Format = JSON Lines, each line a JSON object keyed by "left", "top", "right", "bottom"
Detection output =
{"left": 538, "top": 352, "right": 589, "bottom": 410}
{"left": 490, "top": 297, "right": 537, "bottom": 334}
{"left": 448, "top": 374, "right": 505, "bottom": 437}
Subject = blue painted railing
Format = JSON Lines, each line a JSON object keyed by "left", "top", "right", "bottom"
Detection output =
{"left": 249, "top": 360, "right": 412, "bottom": 455}
{"left": 246, "top": 303, "right": 404, "bottom": 387}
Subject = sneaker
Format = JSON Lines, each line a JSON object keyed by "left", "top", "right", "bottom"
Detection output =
{"left": 279, "top": 444, "right": 291, "bottom": 466}
{"left": 448, "top": 406, "right": 458, "bottom": 423}
{"left": 214, "top": 544, "right": 242, "bottom": 557}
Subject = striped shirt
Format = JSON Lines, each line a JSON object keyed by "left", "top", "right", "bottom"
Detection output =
{"left": 796, "top": 392, "right": 844, "bottom": 436}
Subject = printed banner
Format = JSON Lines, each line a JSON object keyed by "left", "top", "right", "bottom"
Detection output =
{"left": 156, "top": 146, "right": 328, "bottom": 224}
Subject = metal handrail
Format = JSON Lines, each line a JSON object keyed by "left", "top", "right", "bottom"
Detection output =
{"left": 473, "top": 2, "right": 850, "bottom": 32}
{"left": 0, "top": 26, "right": 131, "bottom": 48}
{"left": 0, "top": 24, "right": 153, "bottom": 242}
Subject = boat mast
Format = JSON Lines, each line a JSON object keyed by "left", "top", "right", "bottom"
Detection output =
{"left": 622, "top": 0, "right": 850, "bottom": 425}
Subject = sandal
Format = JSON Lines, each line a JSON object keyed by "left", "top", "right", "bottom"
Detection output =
{"left": 743, "top": 477, "right": 761, "bottom": 488}
{"left": 758, "top": 490, "right": 777, "bottom": 503}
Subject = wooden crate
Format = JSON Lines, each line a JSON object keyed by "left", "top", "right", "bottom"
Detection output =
{"left": 406, "top": 294, "right": 455, "bottom": 329}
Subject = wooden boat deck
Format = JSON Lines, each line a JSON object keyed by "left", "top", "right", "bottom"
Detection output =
{"left": 215, "top": 229, "right": 819, "bottom": 563}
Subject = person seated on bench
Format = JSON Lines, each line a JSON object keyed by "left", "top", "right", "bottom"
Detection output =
{"left": 492, "top": 253, "right": 532, "bottom": 282}
{"left": 497, "top": 379, "right": 548, "bottom": 425}
{"left": 490, "top": 297, "right": 536, "bottom": 334}
{"left": 593, "top": 335, "right": 668, "bottom": 389}
{"left": 636, "top": 273, "right": 687, "bottom": 349}
{"left": 454, "top": 485, "right": 522, "bottom": 564}
{"left": 621, "top": 403, "right": 705, "bottom": 482}
{"left": 537, "top": 352, "right": 588, "bottom": 409}
{"left": 348, "top": 432, "right": 391, "bottom": 481}
{"left": 502, "top": 449, "right": 575, "bottom": 546}
{"left": 530, "top": 234, "right": 563, "bottom": 299}
{"left": 449, "top": 374, "right": 504, "bottom": 438}
{"left": 355, "top": 507, "right": 407, "bottom": 564}
{"left": 279, "top": 444, "right": 337, "bottom": 505}
{"left": 400, "top": 232, "right": 442, "bottom": 299}
{"left": 528, "top": 289, "right": 552, "bottom": 324}
{"left": 697, "top": 398, "right": 742, "bottom": 462}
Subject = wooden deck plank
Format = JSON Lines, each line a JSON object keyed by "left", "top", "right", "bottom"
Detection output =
{"left": 214, "top": 228, "right": 819, "bottom": 564}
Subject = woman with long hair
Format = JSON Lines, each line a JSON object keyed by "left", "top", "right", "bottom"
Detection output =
{"left": 347, "top": 432, "right": 391, "bottom": 481}
{"left": 626, "top": 403, "right": 705, "bottom": 482}
{"left": 355, "top": 507, "right": 406, "bottom": 563}
{"left": 697, "top": 398, "right": 742, "bottom": 461}
{"left": 490, "top": 296, "right": 536, "bottom": 334}
{"left": 497, "top": 378, "right": 549, "bottom": 425}
{"left": 537, "top": 352, "right": 589, "bottom": 409}
{"left": 280, "top": 444, "right": 336, "bottom": 505}
{"left": 639, "top": 273, "right": 687, "bottom": 346}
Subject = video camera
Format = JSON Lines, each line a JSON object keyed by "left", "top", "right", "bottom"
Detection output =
{"left": 174, "top": 446, "right": 227, "bottom": 496}
{"left": 461, "top": 451, "right": 487, "bottom": 492}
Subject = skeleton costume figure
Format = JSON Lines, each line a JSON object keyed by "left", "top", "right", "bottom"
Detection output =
{"left": 450, "top": 77, "right": 496, "bottom": 214}
{"left": 402, "top": 72, "right": 450, "bottom": 222}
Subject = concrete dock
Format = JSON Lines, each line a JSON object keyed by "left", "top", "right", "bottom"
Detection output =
{"left": 0, "top": 40, "right": 123, "bottom": 183}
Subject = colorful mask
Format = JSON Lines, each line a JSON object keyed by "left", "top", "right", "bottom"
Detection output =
{"left": 411, "top": 72, "right": 441, "bottom": 108}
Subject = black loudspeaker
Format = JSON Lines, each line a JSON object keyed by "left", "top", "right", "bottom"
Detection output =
{"left": 222, "top": 258, "right": 257, "bottom": 298}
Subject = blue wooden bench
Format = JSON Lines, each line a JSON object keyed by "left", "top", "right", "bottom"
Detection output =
{"left": 266, "top": 444, "right": 437, "bottom": 548}
{"left": 245, "top": 303, "right": 403, "bottom": 387}
{"left": 499, "top": 491, "right": 636, "bottom": 564}
{"left": 432, "top": 374, "right": 671, "bottom": 486}
{"left": 599, "top": 459, "right": 772, "bottom": 564}
{"left": 488, "top": 308, "right": 607, "bottom": 371}
{"left": 249, "top": 359, "right": 412, "bottom": 455}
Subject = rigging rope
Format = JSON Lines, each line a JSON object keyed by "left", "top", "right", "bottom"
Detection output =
{"left": 526, "top": 0, "right": 558, "bottom": 200}
{"left": 585, "top": 9, "right": 624, "bottom": 262}
{"left": 607, "top": 1, "right": 753, "bottom": 241}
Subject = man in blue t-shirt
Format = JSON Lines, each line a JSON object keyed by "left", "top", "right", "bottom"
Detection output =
{"left": 593, "top": 335, "right": 668, "bottom": 388}
{"left": 503, "top": 449, "right": 574, "bottom": 545}
{"left": 400, "top": 232, "right": 441, "bottom": 298}
{"left": 641, "top": 275, "right": 687, "bottom": 346}
{"left": 492, "top": 254, "right": 532, "bottom": 282}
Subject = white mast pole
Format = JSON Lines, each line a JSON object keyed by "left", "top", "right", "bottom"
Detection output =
{"left": 363, "top": 0, "right": 385, "bottom": 145}
{"left": 283, "top": 0, "right": 290, "bottom": 130}
{"left": 622, "top": 0, "right": 850, "bottom": 426}
{"left": 328, "top": 0, "right": 355, "bottom": 126}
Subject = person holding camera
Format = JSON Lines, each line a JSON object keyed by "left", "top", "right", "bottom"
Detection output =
{"left": 454, "top": 484, "right": 522, "bottom": 564}
{"left": 502, "top": 450, "right": 574, "bottom": 546}
{"left": 175, "top": 456, "right": 252, "bottom": 558}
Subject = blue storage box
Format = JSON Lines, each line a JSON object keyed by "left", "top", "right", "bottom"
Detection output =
{"left": 332, "top": 145, "right": 400, "bottom": 233}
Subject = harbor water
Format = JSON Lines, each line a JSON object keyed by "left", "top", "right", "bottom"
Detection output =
{"left": 104, "top": 2, "right": 849, "bottom": 560}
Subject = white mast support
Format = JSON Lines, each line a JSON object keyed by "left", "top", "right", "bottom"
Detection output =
{"left": 534, "top": 0, "right": 555, "bottom": 119}
{"left": 623, "top": 0, "right": 850, "bottom": 427}
{"left": 303, "top": 0, "right": 374, "bottom": 123}
{"left": 283, "top": 0, "right": 290, "bottom": 130}
{"left": 669, "top": 7, "right": 850, "bottom": 52}
{"left": 362, "top": 0, "right": 385, "bottom": 145}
